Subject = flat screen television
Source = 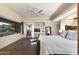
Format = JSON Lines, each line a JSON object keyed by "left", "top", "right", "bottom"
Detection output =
{"left": 34, "top": 28, "right": 40, "bottom": 32}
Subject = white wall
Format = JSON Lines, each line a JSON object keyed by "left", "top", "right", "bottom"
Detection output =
{"left": 0, "top": 34, "right": 23, "bottom": 49}
{"left": 45, "top": 21, "right": 52, "bottom": 26}
{"left": 44, "top": 21, "right": 60, "bottom": 35}
{"left": 51, "top": 22, "right": 60, "bottom": 35}
{"left": 0, "top": 4, "right": 23, "bottom": 49}
{"left": 0, "top": 4, "right": 22, "bottom": 22}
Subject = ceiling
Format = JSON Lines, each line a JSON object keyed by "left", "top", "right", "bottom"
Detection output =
{"left": 50, "top": 3, "right": 76, "bottom": 20}
{"left": 4, "top": 3, "right": 62, "bottom": 18}
{"left": 3, "top": 3, "right": 76, "bottom": 20}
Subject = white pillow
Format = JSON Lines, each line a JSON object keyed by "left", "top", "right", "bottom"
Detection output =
{"left": 60, "top": 31, "right": 68, "bottom": 38}
{"left": 66, "top": 31, "right": 77, "bottom": 41}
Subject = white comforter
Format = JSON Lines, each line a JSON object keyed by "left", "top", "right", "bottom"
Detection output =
{"left": 39, "top": 35, "right": 77, "bottom": 55}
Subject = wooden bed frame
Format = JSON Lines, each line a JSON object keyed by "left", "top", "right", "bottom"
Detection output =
{"left": 65, "top": 25, "right": 77, "bottom": 30}
{"left": 37, "top": 40, "right": 40, "bottom": 55}
{"left": 77, "top": 3, "right": 79, "bottom": 55}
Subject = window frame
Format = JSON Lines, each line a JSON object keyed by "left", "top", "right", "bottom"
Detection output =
{"left": 0, "top": 17, "right": 21, "bottom": 37}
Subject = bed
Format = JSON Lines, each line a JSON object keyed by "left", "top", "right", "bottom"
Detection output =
{"left": 38, "top": 25, "right": 77, "bottom": 55}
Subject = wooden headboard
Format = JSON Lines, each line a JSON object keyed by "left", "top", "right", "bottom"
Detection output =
{"left": 65, "top": 25, "right": 77, "bottom": 30}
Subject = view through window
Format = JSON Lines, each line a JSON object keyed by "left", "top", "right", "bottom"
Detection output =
{"left": 0, "top": 21, "right": 21, "bottom": 37}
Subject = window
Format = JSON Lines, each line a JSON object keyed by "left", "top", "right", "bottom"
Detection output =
{"left": 0, "top": 17, "right": 21, "bottom": 37}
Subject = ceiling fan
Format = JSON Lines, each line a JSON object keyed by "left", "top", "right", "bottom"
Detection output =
{"left": 29, "top": 8, "right": 45, "bottom": 16}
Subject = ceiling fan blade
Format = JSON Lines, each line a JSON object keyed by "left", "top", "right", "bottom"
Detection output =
{"left": 38, "top": 10, "right": 43, "bottom": 13}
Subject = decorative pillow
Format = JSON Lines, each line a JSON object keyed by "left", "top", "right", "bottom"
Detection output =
{"left": 66, "top": 30, "right": 77, "bottom": 41}
{"left": 60, "top": 31, "right": 68, "bottom": 38}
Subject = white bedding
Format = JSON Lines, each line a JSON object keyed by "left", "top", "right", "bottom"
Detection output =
{"left": 39, "top": 35, "right": 77, "bottom": 55}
